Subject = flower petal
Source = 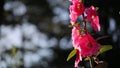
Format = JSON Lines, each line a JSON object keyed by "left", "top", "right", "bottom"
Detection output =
{"left": 75, "top": 50, "right": 82, "bottom": 68}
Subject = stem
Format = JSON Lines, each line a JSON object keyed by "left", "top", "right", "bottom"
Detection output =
{"left": 82, "top": 14, "right": 87, "bottom": 33}
{"left": 81, "top": 0, "right": 87, "bottom": 34}
{"left": 89, "top": 57, "right": 94, "bottom": 68}
{"left": 96, "top": 35, "right": 109, "bottom": 41}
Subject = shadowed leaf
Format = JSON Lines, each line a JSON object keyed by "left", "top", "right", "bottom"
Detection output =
{"left": 96, "top": 7, "right": 99, "bottom": 11}
{"left": 84, "top": 57, "right": 97, "bottom": 61}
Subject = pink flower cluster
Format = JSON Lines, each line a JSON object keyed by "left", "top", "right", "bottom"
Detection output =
{"left": 70, "top": 0, "right": 100, "bottom": 31}
{"left": 69, "top": 0, "right": 101, "bottom": 68}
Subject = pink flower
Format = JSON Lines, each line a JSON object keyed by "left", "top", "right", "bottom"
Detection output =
{"left": 85, "top": 6, "right": 100, "bottom": 31}
{"left": 70, "top": 1, "right": 84, "bottom": 16}
{"left": 69, "top": 1, "right": 84, "bottom": 24}
{"left": 79, "top": 34, "right": 101, "bottom": 57}
{"left": 72, "top": 27, "right": 101, "bottom": 57}
{"left": 72, "top": 27, "right": 101, "bottom": 67}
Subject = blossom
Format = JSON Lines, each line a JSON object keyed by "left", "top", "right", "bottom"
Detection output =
{"left": 72, "top": 27, "right": 101, "bottom": 67}
{"left": 69, "top": 0, "right": 84, "bottom": 24}
{"left": 79, "top": 34, "right": 101, "bottom": 57}
{"left": 85, "top": 6, "right": 100, "bottom": 31}
{"left": 70, "top": 1, "right": 84, "bottom": 16}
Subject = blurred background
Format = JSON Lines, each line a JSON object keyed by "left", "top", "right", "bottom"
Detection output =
{"left": 0, "top": 0, "right": 120, "bottom": 68}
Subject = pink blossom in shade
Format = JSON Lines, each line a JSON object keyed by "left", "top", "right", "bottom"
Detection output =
{"left": 91, "top": 16, "right": 100, "bottom": 31}
{"left": 85, "top": 6, "right": 101, "bottom": 31}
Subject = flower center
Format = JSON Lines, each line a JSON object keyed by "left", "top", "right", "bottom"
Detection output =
{"left": 87, "top": 42, "right": 92, "bottom": 48}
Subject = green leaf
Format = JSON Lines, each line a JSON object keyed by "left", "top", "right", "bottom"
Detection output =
{"left": 67, "top": 49, "right": 76, "bottom": 61}
{"left": 96, "top": 7, "right": 99, "bottom": 11}
{"left": 97, "top": 45, "right": 112, "bottom": 55}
